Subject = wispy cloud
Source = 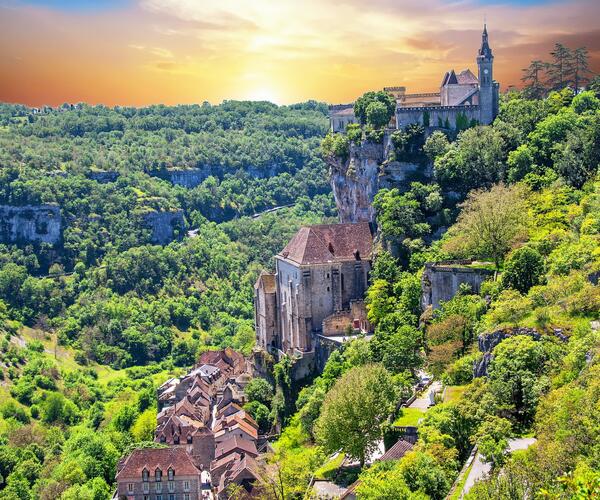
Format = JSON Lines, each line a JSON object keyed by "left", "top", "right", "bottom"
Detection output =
{"left": 0, "top": 0, "right": 599, "bottom": 105}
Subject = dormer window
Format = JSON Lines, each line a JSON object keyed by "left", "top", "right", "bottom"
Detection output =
{"left": 142, "top": 469, "right": 149, "bottom": 482}
{"left": 168, "top": 468, "right": 174, "bottom": 481}
{"left": 155, "top": 468, "right": 162, "bottom": 482}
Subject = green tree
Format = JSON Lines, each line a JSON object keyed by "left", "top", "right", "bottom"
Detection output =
{"left": 131, "top": 408, "right": 157, "bottom": 442}
{"left": 314, "top": 364, "right": 397, "bottom": 466}
{"left": 502, "top": 246, "right": 545, "bottom": 294}
{"left": 246, "top": 377, "right": 274, "bottom": 406}
{"left": 353, "top": 91, "right": 396, "bottom": 126}
{"left": 355, "top": 461, "right": 422, "bottom": 500}
{"left": 474, "top": 416, "right": 512, "bottom": 469}
{"left": 547, "top": 43, "right": 574, "bottom": 91}
{"left": 443, "top": 184, "right": 529, "bottom": 270}
{"left": 366, "top": 101, "right": 390, "bottom": 129}
{"left": 521, "top": 60, "right": 548, "bottom": 99}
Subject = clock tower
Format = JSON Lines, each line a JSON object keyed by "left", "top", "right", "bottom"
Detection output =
{"left": 477, "top": 24, "right": 497, "bottom": 125}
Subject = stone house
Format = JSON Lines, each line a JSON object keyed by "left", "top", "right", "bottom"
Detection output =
{"left": 255, "top": 222, "right": 373, "bottom": 357}
{"left": 115, "top": 447, "right": 202, "bottom": 500}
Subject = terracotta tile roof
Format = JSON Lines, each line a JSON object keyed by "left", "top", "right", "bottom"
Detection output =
{"left": 117, "top": 447, "right": 200, "bottom": 479}
{"left": 279, "top": 223, "right": 373, "bottom": 265}
{"left": 214, "top": 436, "right": 258, "bottom": 460}
{"left": 380, "top": 439, "right": 414, "bottom": 461}
{"left": 216, "top": 402, "right": 244, "bottom": 418}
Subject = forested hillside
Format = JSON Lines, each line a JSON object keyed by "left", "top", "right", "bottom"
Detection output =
{"left": 0, "top": 101, "right": 336, "bottom": 499}
{"left": 0, "top": 101, "right": 334, "bottom": 369}
{"left": 265, "top": 87, "right": 600, "bottom": 499}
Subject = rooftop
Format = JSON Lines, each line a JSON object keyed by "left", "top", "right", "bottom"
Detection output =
{"left": 117, "top": 447, "right": 200, "bottom": 479}
{"left": 278, "top": 223, "right": 373, "bottom": 265}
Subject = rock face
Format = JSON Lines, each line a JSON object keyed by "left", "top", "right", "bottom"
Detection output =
{"left": 421, "top": 261, "right": 495, "bottom": 311}
{"left": 0, "top": 205, "right": 61, "bottom": 245}
{"left": 143, "top": 210, "right": 186, "bottom": 245}
{"left": 329, "top": 142, "right": 383, "bottom": 223}
{"left": 327, "top": 139, "right": 432, "bottom": 223}
{"left": 88, "top": 171, "right": 119, "bottom": 183}
{"left": 167, "top": 168, "right": 211, "bottom": 188}
{"left": 474, "top": 326, "right": 568, "bottom": 377}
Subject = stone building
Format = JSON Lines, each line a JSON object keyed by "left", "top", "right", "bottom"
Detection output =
{"left": 254, "top": 223, "right": 373, "bottom": 357}
{"left": 329, "top": 25, "right": 499, "bottom": 132}
{"left": 421, "top": 261, "right": 495, "bottom": 310}
{"left": 115, "top": 447, "right": 203, "bottom": 500}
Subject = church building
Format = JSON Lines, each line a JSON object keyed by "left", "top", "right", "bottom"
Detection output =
{"left": 329, "top": 25, "right": 499, "bottom": 132}
{"left": 254, "top": 223, "right": 373, "bottom": 359}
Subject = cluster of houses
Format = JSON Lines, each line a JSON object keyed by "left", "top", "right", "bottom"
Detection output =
{"left": 115, "top": 348, "right": 266, "bottom": 500}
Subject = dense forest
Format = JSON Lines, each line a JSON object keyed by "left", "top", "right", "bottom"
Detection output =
{"left": 1, "top": 77, "right": 600, "bottom": 499}
{"left": 0, "top": 101, "right": 335, "bottom": 498}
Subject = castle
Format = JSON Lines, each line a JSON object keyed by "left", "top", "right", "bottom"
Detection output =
{"left": 329, "top": 25, "right": 499, "bottom": 132}
{"left": 254, "top": 223, "right": 373, "bottom": 368}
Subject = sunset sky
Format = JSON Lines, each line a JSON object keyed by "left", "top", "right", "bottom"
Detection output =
{"left": 1, "top": 0, "right": 599, "bottom": 106}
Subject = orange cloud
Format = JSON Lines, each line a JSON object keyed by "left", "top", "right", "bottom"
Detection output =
{"left": 0, "top": 0, "right": 599, "bottom": 106}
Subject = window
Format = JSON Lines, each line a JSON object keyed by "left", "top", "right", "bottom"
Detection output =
{"left": 184, "top": 480, "right": 190, "bottom": 491}
{"left": 168, "top": 481, "right": 175, "bottom": 493}
{"left": 169, "top": 495, "right": 175, "bottom": 500}
{"left": 168, "top": 468, "right": 175, "bottom": 481}
{"left": 156, "top": 482, "right": 163, "bottom": 493}
{"left": 184, "top": 494, "right": 190, "bottom": 500}
{"left": 155, "top": 469, "right": 162, "bottom": 482}
{"left": 127, "top": 483, "right": 134, "bottom": 493}
{"left": 142, "top": 469, "right": 149, "bottom": 482}
{"left": 157, "top": 496, "right": 162, "bottom": 500}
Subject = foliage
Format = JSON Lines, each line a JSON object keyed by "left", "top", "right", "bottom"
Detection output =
{"left": 443, "top": 183, "right": 529, "bottom": 269}
{"left": 501, "top": 246, "right": 545, "bottom": 294}
{"left": 353, "top": 91, "right": 395, "bottom": 127}
{"left": 314, "top": 364, "right": 397, "bottom": 466}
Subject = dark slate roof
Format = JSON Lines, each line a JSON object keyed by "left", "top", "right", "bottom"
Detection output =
{"left": 456, "top": 69, "right": 478, "bottom": 85}
{"left": 279, "top": 223, "right": 373, "bottom": 265}
{"left": 117, "top": 447, "right": 200, "bottom": 479}
{"left": 380, "top": 439, "right": 414, "bottom": 461}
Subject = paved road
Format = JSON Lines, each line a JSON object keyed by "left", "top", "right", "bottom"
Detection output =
{"left": 409, "top": 380, "right": 442, "bottom": 410}
{"left": 462, "top": 437, "right": 537, "bottom": 496}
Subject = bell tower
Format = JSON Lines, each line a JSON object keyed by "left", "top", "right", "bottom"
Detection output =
{"left": 477, "top": 24, "right": 496, "bottom": 124}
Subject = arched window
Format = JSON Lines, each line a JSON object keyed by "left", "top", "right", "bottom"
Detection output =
{"left": 142, "top": 469, "right": 149, "bottom": 482}
{"left": 155, "top": 468, "right": 162, "bottom": 482}
{"left": 168, "top": 468, "right": 175, "bottom": 481}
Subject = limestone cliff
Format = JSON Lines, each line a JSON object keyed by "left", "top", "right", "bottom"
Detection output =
{"left": 327, "top": 139, "right": 433, "bottom": 223}
{"left": 143, "top": 210, "right": 186, "bottom": 245}
{"left": 0, "top": 205, "right": 62, "bottom": 245}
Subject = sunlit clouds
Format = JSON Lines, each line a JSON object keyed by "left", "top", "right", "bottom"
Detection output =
{"left": 0, "top": 0, "right": 599, "bottom": 105}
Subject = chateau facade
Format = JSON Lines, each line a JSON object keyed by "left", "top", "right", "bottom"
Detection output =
{"left": 329, "top": 25, "right": 499, "bottom": 132}
{"left": 254, "top": 223, "right": 373, "bottom": 358}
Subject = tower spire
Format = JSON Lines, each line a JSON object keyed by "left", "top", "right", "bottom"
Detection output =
{"left": 479, "top": 23, "right": 492, "bottom": 59}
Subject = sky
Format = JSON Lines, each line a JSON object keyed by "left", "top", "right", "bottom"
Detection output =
{"left": 0, "top": 0, "right": 599, "bottom": 106}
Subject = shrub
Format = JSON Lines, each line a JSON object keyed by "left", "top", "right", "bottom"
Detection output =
{"left": 442, "top": 353, "right": 480, "bottom": 386}
{"left": 502, "top": 246, "right": 545, "bottom": 294}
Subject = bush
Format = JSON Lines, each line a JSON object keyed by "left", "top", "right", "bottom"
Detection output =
{"left": 442, "top": 353, "right": 480, "bottom": 386}
{"left": 501, "top": 246, "right": 545, "bottom": 294}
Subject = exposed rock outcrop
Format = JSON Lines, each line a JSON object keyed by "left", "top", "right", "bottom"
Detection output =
{"left": 143, "top": 210, "right": 186, "bottom": 245}
{"left": 474, "top": 326, "right": 568, "bottom": 377}
{"left": 167, "top": 168, "right": 211, "bottom": 188}
{"left": 88, "top": 171, "right": 119, "bottom": 183}
{"left": 328, "top": 141, "right": 383, "bottom": 223}
{"left": 0, "top": 205, "right": 61, "bottom": 245}
{"left": 327, "top": 139, "right": 433, "bottom": 223}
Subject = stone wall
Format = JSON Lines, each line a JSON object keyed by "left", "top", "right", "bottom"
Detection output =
{"left": 396, "top": 105, "right": 480, "bottom": 129}
{"left": 0, "top": 205, "right": 62, "bottom": 245}
{"left": 421, "top": 261, "right": 494, "bottom": 310}
{"left": 143, "top": 210, "right": 186, "bottom": 245}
